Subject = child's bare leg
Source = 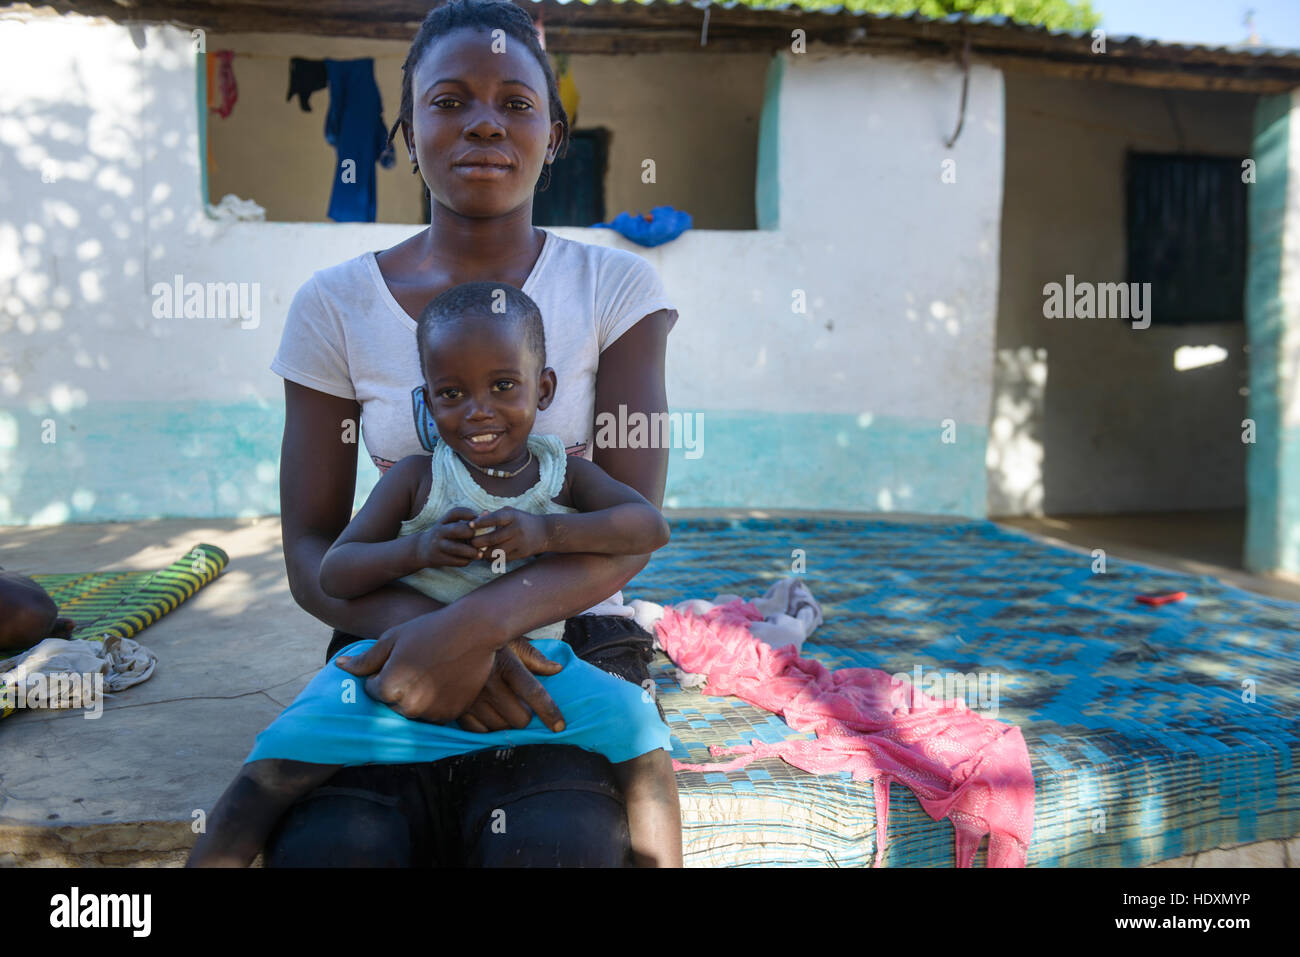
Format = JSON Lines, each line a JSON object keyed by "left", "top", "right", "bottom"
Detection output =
{"left": 611, "top": 749, "right": 682, "bottom": 867}
{"left": 186, "top": 758, "right": 340, "bottom": 867}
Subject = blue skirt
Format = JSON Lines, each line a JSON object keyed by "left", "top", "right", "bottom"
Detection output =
{"left": 245, "top": 638, "right": 671, "bottom": 767}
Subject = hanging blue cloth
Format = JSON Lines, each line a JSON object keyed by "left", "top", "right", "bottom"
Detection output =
{"left": 324, "top": 58, "right": 395, "bottom": 222}
{"left": 591, "top": 205, "right": 692, "bottom": 247}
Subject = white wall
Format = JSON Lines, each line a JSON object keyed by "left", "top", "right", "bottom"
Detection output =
{"left": 772, "top": 49, "right": 1003, "bottom": 430}
{"left": 1, "top": 12, "right": 1005, "bottom": 522}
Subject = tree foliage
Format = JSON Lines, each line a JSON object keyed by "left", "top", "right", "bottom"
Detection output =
{"left": 738, "top": 0, "right": 1102, "bottom": 33}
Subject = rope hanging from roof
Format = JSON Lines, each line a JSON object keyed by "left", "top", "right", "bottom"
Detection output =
{"left": 945, "top": 35, "right": 971, "bottom": 149}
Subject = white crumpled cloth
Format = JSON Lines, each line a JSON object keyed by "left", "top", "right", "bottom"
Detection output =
{"left": 206, "top": 193, "right": 266, "bottom": 221}
{"left": 0, "top": 636, "right": 157, "bottom": 710}
{"left": 629, "top": 576, "right": 824, "bottom": 691}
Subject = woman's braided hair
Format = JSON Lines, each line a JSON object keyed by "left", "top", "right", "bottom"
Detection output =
{"left": 386, "top": 0, "right": 570, "bottom": 193}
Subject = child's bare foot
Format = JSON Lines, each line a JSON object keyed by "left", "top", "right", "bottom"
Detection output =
{"left": 187, "top": 759, "right": 340, "bottom": 867}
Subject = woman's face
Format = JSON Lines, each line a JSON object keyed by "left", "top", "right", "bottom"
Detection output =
{"left": 405, "top": 26, "right": 562, "bottom": 218}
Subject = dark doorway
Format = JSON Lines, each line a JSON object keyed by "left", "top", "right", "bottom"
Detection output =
{"left": 533, "top": 128, "right": 609, "bottom": 227}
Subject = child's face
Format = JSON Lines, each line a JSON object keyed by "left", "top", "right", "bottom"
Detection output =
{"left": 420, "top": 320, "right": 556, "bottom": 467}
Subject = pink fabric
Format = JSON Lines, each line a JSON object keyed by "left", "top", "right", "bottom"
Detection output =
{"left": 656, "top": 599, "right": 1035, "bottom": 867}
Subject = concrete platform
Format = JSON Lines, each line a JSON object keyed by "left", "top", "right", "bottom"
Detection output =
{"left": 1, "top": 511, "right": 1295, "bottom": 866}
{"left": 0, "top": 516, "right": 317, "bottom": 866}
{"left": 998, "top": 510, "right": 1300, "bottom": 603}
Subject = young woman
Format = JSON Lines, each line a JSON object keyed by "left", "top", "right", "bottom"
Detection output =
{"left": 263, "top": 0, "right": 679, "bottom": 865}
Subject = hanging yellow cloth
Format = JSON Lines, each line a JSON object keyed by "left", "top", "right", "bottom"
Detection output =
{"left": 555, "top": 52, "right": 579, "bottom": 128}
{"left": 537, "top": 11, "right": 578, "bottom": 128}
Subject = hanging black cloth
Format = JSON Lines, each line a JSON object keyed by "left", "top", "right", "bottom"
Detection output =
{"left": 287, "top": 57, "right": 328, "bottom": 112}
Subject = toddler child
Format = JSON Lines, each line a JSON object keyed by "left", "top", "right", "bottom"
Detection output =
{"left": 187, "top": 281, "right": 681, "bottom": 867}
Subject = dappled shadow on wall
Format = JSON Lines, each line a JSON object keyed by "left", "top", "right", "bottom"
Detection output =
{"left": 0, "top": 50, "right": 279, "bottom": 525}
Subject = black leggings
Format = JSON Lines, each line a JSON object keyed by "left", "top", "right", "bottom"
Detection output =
{"left": 263, "top": 614, "right": 659, "bottom": 867}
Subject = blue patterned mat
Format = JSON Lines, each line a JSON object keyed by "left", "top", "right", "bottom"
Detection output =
{"left": 633, "top": 516, "right": 1300, "bottom": 867}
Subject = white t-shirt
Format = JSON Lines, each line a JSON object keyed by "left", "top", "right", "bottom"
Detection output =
{"left": 270, "top": 227, "right": 679, "bottom": 616}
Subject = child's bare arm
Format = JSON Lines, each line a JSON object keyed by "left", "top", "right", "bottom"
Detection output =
{"left": 318, "top": 455, "right": 480, "bottom": 599}
{"left": 468, "top": 457, "right": 669, "bottom": 562}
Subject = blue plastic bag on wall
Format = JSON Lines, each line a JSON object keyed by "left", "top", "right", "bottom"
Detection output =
{"left": 591, "top": 206, "right": 692, "bottom": 247}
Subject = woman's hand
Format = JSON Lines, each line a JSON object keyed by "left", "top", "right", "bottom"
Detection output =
{"left": 456, "top": 637, "right": 566, "bottom": 733}
{"left": 333, "top": 607, "right": 565, "bottom": 731}
{"left": 414, "top": 507, "right": 482, "bottom": 567}
{"left": 467, "top": 507, "right": 550, "bottom": 563}
{"left": 334, "top": 607, "right": 496, "bottom": 723}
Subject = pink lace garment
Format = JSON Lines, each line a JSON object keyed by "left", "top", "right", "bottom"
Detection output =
{"left": 656, "top": 599, "right": 1035, "bottom": 867}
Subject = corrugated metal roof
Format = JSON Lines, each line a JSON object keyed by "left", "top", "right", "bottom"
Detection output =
{"left": 534, "top": 0, "right": 1300, "bottom": 60}
{"left": 17, "top": 0, "right": 1300, "bottom": 76}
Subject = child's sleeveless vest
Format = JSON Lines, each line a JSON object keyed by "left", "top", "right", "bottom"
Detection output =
{"left": 397, "top": 433, "right": 577, "bottom": 641}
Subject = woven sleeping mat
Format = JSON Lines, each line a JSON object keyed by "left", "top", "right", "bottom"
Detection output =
{"left": 635, "top": 516, "right": 1300, "bottom": 867}
{"left": 24, "top": 543, "right": 229, "bottom": 643}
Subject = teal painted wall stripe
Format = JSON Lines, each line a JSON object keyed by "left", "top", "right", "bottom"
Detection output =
{"left": 1244, "top": 92, "right": 1293, "bottom": 573}
{"left": 0, "top": 404, "right": 988, "bottom": 523}
{"left": 663, "top": 409, "right": 986, "bottom": 516}
{"left": 0, "top": 401, "right": 285, "bottom": 523}
{"left": 756, "top": 53, "right": 783, "bottom": 231}
{"left": 196, "top": 45, "right": 208, "bottom": 211}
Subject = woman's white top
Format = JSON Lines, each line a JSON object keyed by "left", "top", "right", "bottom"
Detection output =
{"left": 270, "top": 228, "right": 678, "bottom": 615}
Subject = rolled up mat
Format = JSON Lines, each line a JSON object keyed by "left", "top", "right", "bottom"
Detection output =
{"left": 26, "top": 542, "right": 229, "bottom": 643}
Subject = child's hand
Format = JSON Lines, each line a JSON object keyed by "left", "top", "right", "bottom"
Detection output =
{"left": 467, "top": 507, "right": 550, "bottom": 563}
{"left": 415, "top": 507, "right": 482, "bottom": 567}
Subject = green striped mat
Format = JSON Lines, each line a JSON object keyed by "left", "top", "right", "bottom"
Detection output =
{"left": 25, "top": 543, "right": 229, "bottom": 643}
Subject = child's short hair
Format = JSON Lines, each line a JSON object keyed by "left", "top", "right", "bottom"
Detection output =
{"left": 416, "top": 281, "right": 547, "bottom": 383}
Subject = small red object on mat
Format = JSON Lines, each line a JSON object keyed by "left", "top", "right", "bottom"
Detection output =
{"left": 1136, "top": 591, "right": 1187, "bottom": 606}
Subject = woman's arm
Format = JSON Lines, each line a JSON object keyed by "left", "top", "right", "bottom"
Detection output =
{"left": 336, "top": 310, "right": 675, "bottom": 724}
{"left": 590, "top": 309, "right": 674, "bottom": 510}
